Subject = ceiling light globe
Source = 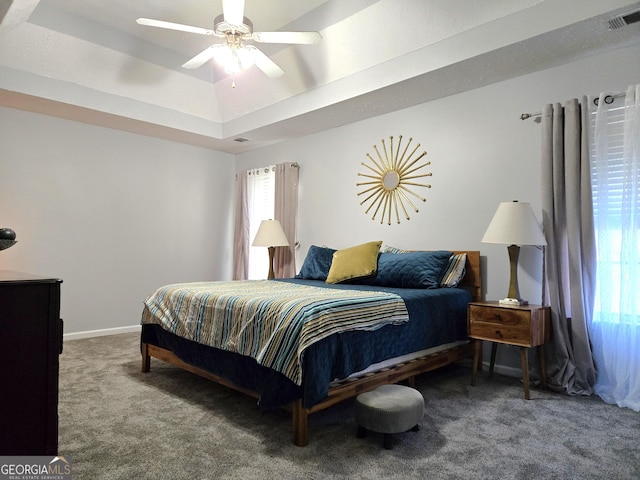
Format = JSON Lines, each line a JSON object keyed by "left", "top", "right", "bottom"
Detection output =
{"left": 213, "top": 45, "right": 233, "bottom": 67}
{"left": 237, "top": 45, "right": 257, "bottom": 69}
{"left": 224, "top": 57, "right": 242, "bottom": 74}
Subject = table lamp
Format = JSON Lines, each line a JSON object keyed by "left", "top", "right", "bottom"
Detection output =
{"left": 481, "top": 201, "right": 547, "bottom": 305}
{"left": 252, "top": 219, "right": 290, "bottom": 279}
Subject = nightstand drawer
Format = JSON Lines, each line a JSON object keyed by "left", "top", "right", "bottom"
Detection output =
{"left": 468, "top": 304, "right": 531, "bottom": 327}
{"left": 468, "top": 321, "right": 531, "bottom": 345}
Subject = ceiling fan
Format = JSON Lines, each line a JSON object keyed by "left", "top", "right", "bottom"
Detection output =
{"left": 136, "top": 0, "right": 322, "bottom": 81}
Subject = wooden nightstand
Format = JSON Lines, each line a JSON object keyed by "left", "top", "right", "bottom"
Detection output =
{"left": 468, "top": 301, "right": 551, "bottom": 399}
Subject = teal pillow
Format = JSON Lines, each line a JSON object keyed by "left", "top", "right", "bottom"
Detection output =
{"left": 369, "top": 250, "right": 452, "bottom": 288}
{"left": 296, "top": 245, "right": 336, "bottom": 280}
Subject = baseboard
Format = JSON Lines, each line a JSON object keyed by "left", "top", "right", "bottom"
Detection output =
{"left": 63, "top": 325, "right": 141, "bottom": 341}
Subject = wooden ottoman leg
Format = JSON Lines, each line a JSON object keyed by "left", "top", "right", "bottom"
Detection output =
{"left": 383, "top": 433, "right": 393, "bottom": 450}
{"left": 356, "top": 425, "right": 367, "bottom": 438}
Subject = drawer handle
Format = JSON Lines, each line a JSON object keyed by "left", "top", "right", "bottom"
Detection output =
{"left": 495, "top": 330, "right": 503, "bottom": 338}
{"left": 494, "top": 314, "right": 502, "bottom": 321}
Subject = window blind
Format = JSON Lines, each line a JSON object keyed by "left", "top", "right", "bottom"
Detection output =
{"left": 590, "top": 101, "right": 626, "bottom": 225}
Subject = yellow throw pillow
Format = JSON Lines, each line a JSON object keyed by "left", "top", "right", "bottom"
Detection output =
{"left": 325, "top": 241, "right": 382, "bottom": 284}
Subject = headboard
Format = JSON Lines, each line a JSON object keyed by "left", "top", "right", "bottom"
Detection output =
{"left": 452, "top": 250, "right": 482, "bottom": 302}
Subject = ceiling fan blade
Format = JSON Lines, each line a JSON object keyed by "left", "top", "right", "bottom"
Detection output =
{"left": 222, "top": 0, "right": 245, "bottom": 26}
{"left": 252, "top": 31, "right": 322, "bottom": 45}
{"left": 137, "top": 18, "right": 215, "bottom": 36}
{"left": 182, "top": 45, "right": 220, "bottom": 69}
{"left": 253, "top": 48, "right": 284, "bottom": 78}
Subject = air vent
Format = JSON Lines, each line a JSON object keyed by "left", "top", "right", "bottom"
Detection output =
{"left": 608, "top": 9, "right": 640, "bottom": 30}
{"left": 233, "top": 137, "right": 250, "bottom": 143}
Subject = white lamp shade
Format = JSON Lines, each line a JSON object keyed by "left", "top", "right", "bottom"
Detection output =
{"left": 481, "top": 201, "right": 547, "bottom": 246}
{"left": 252, "top": 220, "right": 290, "bottom": 247}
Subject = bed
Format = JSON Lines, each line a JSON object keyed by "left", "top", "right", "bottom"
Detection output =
{"left": 140, "top": 244, "right": 481, "bottom": 446}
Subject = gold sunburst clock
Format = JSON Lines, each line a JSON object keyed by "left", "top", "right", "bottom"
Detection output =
{"left": 357, "top": 135, "right": 432, "bottom": 225}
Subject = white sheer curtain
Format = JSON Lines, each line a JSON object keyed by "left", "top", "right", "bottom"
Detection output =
{"left": 247, "top": 166, "right": 275, "bottom": 280}
{"left": 590, "top": 85, "right": 640, "bottom": 411}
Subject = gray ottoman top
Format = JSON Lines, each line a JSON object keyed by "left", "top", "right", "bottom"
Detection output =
{"left": 357, "top": 384, "right": 424, "bottom": 410}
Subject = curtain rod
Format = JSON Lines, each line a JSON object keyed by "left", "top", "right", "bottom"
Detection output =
{"left": 520, "top": 92, "right": 626, "bottom": 121}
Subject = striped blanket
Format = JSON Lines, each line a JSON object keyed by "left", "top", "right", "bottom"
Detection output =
{"left": 142, "top": 280, "right": 409, "bottom": 385}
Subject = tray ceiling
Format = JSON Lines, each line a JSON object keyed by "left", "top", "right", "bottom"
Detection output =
{"left": 1, "top": 0, "right": 639, "bottom": 152}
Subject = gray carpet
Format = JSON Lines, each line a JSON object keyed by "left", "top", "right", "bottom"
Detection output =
{"left": 59, "top": 333, "right": 640, "bottom": 479}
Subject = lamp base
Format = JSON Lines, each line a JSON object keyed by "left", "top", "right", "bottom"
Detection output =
{"left": 499, "top": 298, "right": 529, "bottom": 306}
{"left": 267, "top": 246, "right": 276, "bottom": 280}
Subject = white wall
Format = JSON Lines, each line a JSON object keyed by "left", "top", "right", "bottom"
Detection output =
{"left": 1, "top": 42, "right": 638, "bottom": 356}
{"left": 236, "top": 43, "right": 640, "bottom": 371}
{"left": 0, "top": 109, "right": 235, "bottom": 336}
{"left": 237, "top": 44, "right": 640, "bottom": 301}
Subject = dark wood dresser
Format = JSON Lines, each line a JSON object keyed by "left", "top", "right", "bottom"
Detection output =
{"left": 0, "top": 270, "right": 63, "bottom": 455}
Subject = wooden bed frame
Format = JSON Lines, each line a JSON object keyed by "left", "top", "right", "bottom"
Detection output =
{"left": 141, "top": 250, "right": 481, "bottom": 447}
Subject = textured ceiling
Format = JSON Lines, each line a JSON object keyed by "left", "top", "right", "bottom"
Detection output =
{"left": 1, "top": 0, "right": 640, "bottom": 153}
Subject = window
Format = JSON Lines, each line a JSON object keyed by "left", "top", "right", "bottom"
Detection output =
{"left": 246, "top": 166, "right": 275, "bottom": 279}
{"left": 234, "top": 162, "right": 298, "bottom": 281}
{"left": 591, "top": 99, "right": 625, "bottom": 319}
{"left": 590, "top": 94, "right": 640, "bottom": 324}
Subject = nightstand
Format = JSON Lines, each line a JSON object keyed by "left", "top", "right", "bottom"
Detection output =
{"left": 468, "top": 301, "right": 551, "bottom": 399}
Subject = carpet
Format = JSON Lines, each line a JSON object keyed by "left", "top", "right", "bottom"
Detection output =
{"left": 58, "top": 333, "right": 640, "bottom": 479}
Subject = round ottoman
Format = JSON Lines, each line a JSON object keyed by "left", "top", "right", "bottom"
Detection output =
{"left": 355, "top": 384, "right": 424, "bottom": 449}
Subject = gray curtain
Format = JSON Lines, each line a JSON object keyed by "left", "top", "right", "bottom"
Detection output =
{"left": 540, "top": 98, "right": 597, "bottom": 395}
{"left": 274, "top": 162, "right": 299, "bottom": 278}
{"left": 232, "top": 171, "right": 249, "bottom": 280}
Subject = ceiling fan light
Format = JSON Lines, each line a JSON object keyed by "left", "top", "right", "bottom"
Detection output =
{"left": 212, "top": 44, "right": 233, "bottom": 66}
{"left": 237, "top": 45, "right": 257, "bottom": 69}
{"left": 224, "top": 59, "right": 242, "bottom": 74}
